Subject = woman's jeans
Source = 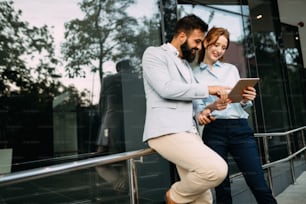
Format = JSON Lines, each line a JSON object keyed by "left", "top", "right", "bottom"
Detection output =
{"left": 203, "top": 119, "right": 277, "bottom": 204}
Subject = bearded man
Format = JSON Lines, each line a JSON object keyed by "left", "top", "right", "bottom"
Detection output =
{"left": 141, "top": 14, "right": 230, "bottom": 204}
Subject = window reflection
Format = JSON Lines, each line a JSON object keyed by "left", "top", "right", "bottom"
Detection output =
{"left": 2, "top": 0, "right": 161, "bottom": 171}
{"left": 177, "top": 3, "right": 250, "bottom": 78}
{"left": 285, "top": 48, "right": 299, "bottom": 70}
{"left": 281, "top": 23, "right": 306, "bottom": 129}
{"left": 177, "top": 2, "right": 254, "bottom": 175}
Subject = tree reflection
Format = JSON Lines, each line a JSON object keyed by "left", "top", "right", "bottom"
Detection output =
{"left": 0, "top": 1, "right": 59, "bottom": 97}
{"left": 0, "top": 0, "right": 163, "bottom": 170}
{"left": 61, "top": 0, "right": 137, "bottom": 81}
{"left": 0, "top": 1, "right": 88, "bottom": 166}
{"left": 61, "top": 0, "right": 162, "bottom": 103}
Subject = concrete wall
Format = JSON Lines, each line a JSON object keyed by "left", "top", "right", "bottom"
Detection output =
{"left": 277, "top": 0, "right": 306, "bottom": 67}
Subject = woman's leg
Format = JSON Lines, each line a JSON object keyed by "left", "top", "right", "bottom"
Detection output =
{"left": 228, "top": 120, "right": 277, "bottom": 204}
{"left": 203, "top": 121, "right": 232, "bottom": 204}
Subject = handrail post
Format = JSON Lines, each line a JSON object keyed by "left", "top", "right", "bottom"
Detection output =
{"left": 128, "top": 158, "right": 140, "bottom": 204}
{"left": 301, "top": 129, "right": 306, "bottom": 163}
{"left": 263, "top": 136, "right": 273, "bottom": 193}
{"left": 286, "top": 133, "right": 296, "bottom": 184}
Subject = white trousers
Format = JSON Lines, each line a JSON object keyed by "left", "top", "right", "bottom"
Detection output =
{"left": 148, "top": 132, "right": 228, "bottom": 204}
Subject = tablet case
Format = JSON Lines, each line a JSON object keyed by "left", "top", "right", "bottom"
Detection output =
{"left": 228, "top": 78, "right": 259, "bottom": 102}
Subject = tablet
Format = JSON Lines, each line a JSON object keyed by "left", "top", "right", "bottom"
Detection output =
{"left": 228, "top": 78, "right": 260, "bottom": 102}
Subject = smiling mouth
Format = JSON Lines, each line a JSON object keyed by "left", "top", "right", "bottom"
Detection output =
{"left": 191, "top": 49, "right": 198, "bottom": 53}
{"left": 212, "top": 53, "right": 219, "bottom": 58}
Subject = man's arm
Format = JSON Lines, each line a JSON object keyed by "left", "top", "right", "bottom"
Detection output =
{"left": 142, "top": 47, "right": 229, "bottom": 100}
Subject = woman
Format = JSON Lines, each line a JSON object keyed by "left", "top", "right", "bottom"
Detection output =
{"left": 193, "top": 27, "right": 277, "bottom": 204}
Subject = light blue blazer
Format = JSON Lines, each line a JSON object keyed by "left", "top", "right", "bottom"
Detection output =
{"left": 142, "top": 44, "right": 209, "bottom": 142}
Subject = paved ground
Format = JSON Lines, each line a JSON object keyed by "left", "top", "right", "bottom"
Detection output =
{"left": 276, "top": 171, "right": 306, "bottom": 204}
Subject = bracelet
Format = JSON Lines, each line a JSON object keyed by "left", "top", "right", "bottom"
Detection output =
{"left": 240, "top": 101, "right": 247, "bottom": 107}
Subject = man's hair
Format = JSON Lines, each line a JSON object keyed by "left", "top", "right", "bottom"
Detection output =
{"left": 116, "top": 59, "right": 133, "bottom": 72}
{"left": 173, "top": 14, "right": 208, "bottom": 37}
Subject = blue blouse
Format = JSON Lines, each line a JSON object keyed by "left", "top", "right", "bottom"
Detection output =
{"left": 193, "top": 61, "right": 252, "bottom": 119}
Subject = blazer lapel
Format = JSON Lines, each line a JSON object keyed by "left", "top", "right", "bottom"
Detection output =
{"left": 161, "top": 44, "right": 192, "bottom": 83}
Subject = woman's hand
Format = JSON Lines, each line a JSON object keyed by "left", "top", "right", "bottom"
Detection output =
{"left": 241, "top": 86, "right": 256, "bottom": 103}
{"left": 197, "top": 108, "right": 215, "bottom": 125}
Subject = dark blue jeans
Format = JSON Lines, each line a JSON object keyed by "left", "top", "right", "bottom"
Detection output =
{"left": 203, "top": 119, "right": 277, "bottom": 204}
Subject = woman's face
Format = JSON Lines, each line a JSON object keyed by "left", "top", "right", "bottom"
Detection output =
{"left": 204, "top": 35, "right": 228, "bottom": 63}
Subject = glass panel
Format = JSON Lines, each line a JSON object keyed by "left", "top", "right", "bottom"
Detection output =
{"left": 177, "top": 3, "right": 252, "bottom": 91}
{"left": 248, "top": 0, "right": 290, "bottom": 132}
{"left": 281, "top": 23, "right": 306, "bottom": 128}
{"left": 1, "top": 0, "right": 161, "bottom": 169}
{"left": 248, "top": 0, "right": 290, "bottom": 162}
{"left": 0, "top": 157, "right": 171, "bottom": 203}
{"left": 0, "top": 162, "right": 131, "bottom": 203}
{"left": 177, "top": 2, "right": 253, "bottom": 174}
{"left": 1, "top": 1, "right": 172, "bottom": 202}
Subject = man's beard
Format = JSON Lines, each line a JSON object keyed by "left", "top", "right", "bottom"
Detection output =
{"left": 181, "top": 41, "right": 198, "bottom": 63}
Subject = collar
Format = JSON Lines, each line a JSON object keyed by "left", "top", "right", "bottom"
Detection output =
{"left": 165, "top": 43, "right": 179, "bottom": 57}
{"left": 199, "top": 60, "right": 222, "bottom": 70}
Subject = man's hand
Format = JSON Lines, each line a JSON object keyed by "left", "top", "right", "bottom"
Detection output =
{"left": 209, "top": 98, "right": 231, "bottom": 111}
{"left": 208, "top": 86, "right": 231, "bottom": 99}
{"left": 241, "top": 86, "right": 256, "bottom": 103}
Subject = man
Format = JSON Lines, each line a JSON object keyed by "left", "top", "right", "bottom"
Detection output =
{"left": 142, "top": 14, "right": 229, "bottom": 204}
{"left": 96, "top": 60, "right": 136, "bottom": 192}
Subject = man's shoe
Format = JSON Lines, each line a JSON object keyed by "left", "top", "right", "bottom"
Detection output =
{"left": 165, "top": 190, "right": 177, "bottom": 204}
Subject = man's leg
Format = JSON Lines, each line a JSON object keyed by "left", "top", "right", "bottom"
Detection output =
{"left": 148, "top": 132, "right": 227, "bottom": 203}
{"left": 176, "top": 165, "right": 213, "bottom": 204}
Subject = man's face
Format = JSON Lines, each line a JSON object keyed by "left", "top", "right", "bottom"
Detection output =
{"left": 181, "top": 29, "right": 205, "bottom": 62}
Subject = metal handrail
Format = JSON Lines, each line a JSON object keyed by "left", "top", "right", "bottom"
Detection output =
{"left": 230, "top": 126, "right": 306, "bottom": 193}
{"left": 262, "top": 146, "right": 306, "bottom": 169}
{"left": 0, "top": 126, "right": 305, "bottom": 203}
{"left": 254, "top": 126, "right": 306, "bottom": 137}
{"left": 0, "top": 148, "right": 154, "bottom": 186}
{"left": 258, "top": 126, "right": 305, "bottom": 189}
{"left": 0, "top": 148, "right": 154, "bottom": 204}
{"left": 230, "top": 146, "right": 306, "bottom": 179}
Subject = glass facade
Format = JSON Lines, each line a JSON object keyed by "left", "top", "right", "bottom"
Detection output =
{"left": 1, "top": 0, "right": 162, "bottom": 169}
{"left": 0, "top": 0, "right": 305, "bottom": 203}
{"left": 1, "top": 0, "right": 172, "bottom": 202}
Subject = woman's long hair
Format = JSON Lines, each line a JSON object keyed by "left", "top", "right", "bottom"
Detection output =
{"left": 197, "top": 27, "right": 230, "bottom": 64}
